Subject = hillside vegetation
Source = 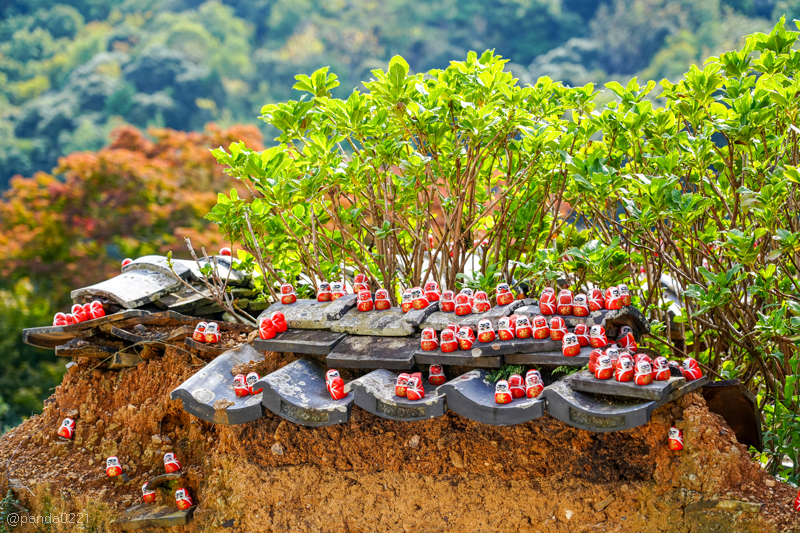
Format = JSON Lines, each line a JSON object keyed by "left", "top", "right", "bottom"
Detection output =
{"left": 0, "top": 0, "right": 783, "bottom": 187}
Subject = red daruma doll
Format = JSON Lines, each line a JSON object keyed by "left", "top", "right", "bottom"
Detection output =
{"left": 495, "top": 282, "right": 514, "bottom": 306}
{"left": 525, "top": 370, "right": 544, "bottom": 398}
{"left": 589, "top": 325, "right": 608, "bottom": 348}
{"left": 411, "top": 287, "right": 429, "bottom": 310}
{"left": 508, "top": 374, "right": 526, "bottom": 399}
{"left": 539, "top": 288, "right": 557, "bottom": 315}
{"left": 428, "top": 365, "right": 446, "bottom": 386}
{"left": 473, "top": 291, "right": 491, "bottom": 313}
{"left": 617, "top": 325, "right": 637, "bottom": 351}
{"left": 495, "top": 380, "right": 513, "bottom": 404}
{"left": 233, "top": 374, "right": 249, "bottom": 397}
{"left": 106, "top": 456, "right": 123, "bottom": 477}
{"left": 457, "top": 326, "right": 475, "bottom": 350}
{"left": 331, "top": 281, "right": 347, "bottom": 300}
{"left": 374, "top": 288, "right": 391, "bottom": 310}
{"left": 618, "top": 284, "right": 631, "bottom": 306}
{"left": 682, "top": 358, "right": 703, "bottom": 381}
{"left": 440, "top": 329, "right": 458, "bottom": 353}
{"left": 89, "top": 301, "right": 106, "bottom": 320}
{"left": 142, "top": 484, "right": 156, "bottom": 504}
{"left": 420, "top": 328, "right": 439, "bottom": 351}
{"left": 406, "top": 374, "right": 426, "bottom": 401}
{"left": 440, "top": 290, "right": 455, "bottom": 312}
{"left": 515, "top": 316, "right": 533, "bottom": 339}
{"left": 794, "top": 489, "right": 799, "bottom": 512}
{"left": 668, "top": 426, "right": 684, "bottom": 451}
{"left": 531, "top": 315, "right": 549, "bottom": 339}
{"left": 653, "top": 357, "right": 671, "bottom": 381}
{"left": 588, "top": 349, "right": 603, "bottom": 374}
{"left": 72, "top": 304, "right": 88, "bottom": 323}
{"left": 175, "top": 488, "right": 194, "bottom": 510}
{"left": 280, "top": 283, "right": 297, "bottom": 304}
{"left": 192, "top": 322, "right": 207, "bottom": 343}
{"left": 259, "top": 317, "right": 276, "bottom": 340}
{"left": 395, "top": 373, "right": 410, "bottom": 397}
{"left": 271, "top": 312, "right": 288, "bottom": 333}
{"left": 634, "top": 359, "right": 654, "bottom": 386}
{"left": 57, "top": 417, "right": 75, "bottom": 439}
{"left": 326, "top": 369, "right": 346, "bottom": 400}
{"left": 424, "top": 281, "right": 441, "bottom": 302}
{"left": 549, "top": 317, "right": 567, "bottom": 341}
{"left": 401, "top": 289, "right": 413, "bottom": 313}
{"left": 246, "top": 372, "right": 262, "bottom": 394}
{"left": 317, "top": 281, "right": 332, "bottom": 302}
{"left": 204, "top": 322, "right": 220, "bottom": 344}
{"left": 353, "top": 273, "right": 368, "bottom": 293}
{"left": 615, "top": 354, "right": 634, "bottom": 382}
{"left": 574, "top": 323, "right": 590, "bottom": 346}
{"left": 562, "top": 333, "right": 581, "bottom": 357}
{"left": 588, "top": 287, "right": 605, "bottom": 312}
{"left": 357, "top": 290, "right": 374, "bottom": 312}
{"left": 605, "top": 286, "right": 622, "bottom": 310}
{"left": 497, "top": 317, "right": 515, "bottom": 341}
{"left": 163, "top": 452, "right": 181, "bottom": 473}
{"left": 594, "top": 354, "right": 614, "bottom": 380}
{"left": 454, "top": 293, "right": 472, "bottom": 316}
{"left": 572, "top": 294, "right": 589, "bottom": 317}
{"left": 557, "top": 289, "right": 573, "bottom": 315}
{"left": 53, "top": 312, "right": 68, "bottom": 327}
{"left": 477, "top": 319, "right": 495, "bottom": 343}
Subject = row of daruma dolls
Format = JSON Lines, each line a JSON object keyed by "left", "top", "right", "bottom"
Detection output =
{"left": 420, "top": 319, "right": 638, "bottom": 355}
{"left": 589, "top": 348, "right": 704, "bottom": 385}
{"left": 52, "top": 301, "right": 106, "bottom": 326}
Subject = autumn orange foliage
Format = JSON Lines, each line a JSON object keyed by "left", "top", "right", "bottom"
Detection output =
{"left": 0, "top": 124, "right": 263, "bottom": 294}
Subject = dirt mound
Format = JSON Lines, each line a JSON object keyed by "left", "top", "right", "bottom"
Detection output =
{"left": 1, "top": 347, "right": 798, "bottom": 532}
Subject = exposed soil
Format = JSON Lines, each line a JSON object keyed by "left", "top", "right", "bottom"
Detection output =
{"left": 1, "top": 347, "right": 798, "bottom": 532}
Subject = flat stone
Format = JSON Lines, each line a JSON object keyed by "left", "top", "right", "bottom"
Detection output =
{"left": 515, "top": 305, "right": 650, "bottom": 339}
{"left": 325, "top": 294, "right": 358, "bottom": 320}
{"left": 543, "top": 372, "right": 709, "bottom": 433}
{"left": 402, "top": 302, "right": 441, "bottom": 326}
{"left": 22, "top": 310, "right": 150, "bottom": 349}
{"left": 106, "top": 351, "right": 146, "bottom": 369}
{"left": 346, "top": 369, "right": 446, "bottom": 421}
{"left": 155, "top": 283, "right": 212, "bottom": 313}
{"left": 71, "top": 271, "right": 182, "bottom": 309}
{"left": 113, "top": 504, "right": 195, "bottom": 530}
{"left": 437, "top": 370, "right": 545, "bottom": 426}
{"left": 330, "top": 307, "right": 416, "bottom": 337}
{"left": 122, "top": 255, "right": 190, "bottom": 280}
{"left": 170, "top": 344, "right": 265, "bottom": 425}
{"left": 420, "top": 300, "right": 525, "bottom": 331}
{"left": 569, "top": 369, "right": 685, "bottom": 401}
{"left": 252, "top": 330, "right": 346, "bottom": 355}
{"left": 326, "top": 335, "right": 418, "bottom": 370}
{"left": 184, "top": 337, "right": 229, "bottom": 357}
{"left": 143, "top": 472, "right": 183, "bottom": 490}
{"left": 255, "top": 358, "right": 353, "bottom": 427}
{"left": 414, "top": 348, "right": 502, "bottom": 368}
{"left": 685, "top": 500, "right": 763, "bottom": 514}
{"left": 504, "top": 345, "right": 592, "bottom": 366}
{"left": 258, "top": 299, "right": 342, "bottom": 330}
{"left": 55, "top": 338, "right": 124, "bottom": 359}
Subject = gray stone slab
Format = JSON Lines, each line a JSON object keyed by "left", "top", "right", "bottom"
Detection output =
{"left": 346, "top": 369, "right": 446, "bottom": 421}
{"left": 543, "top": 373, "right": 709, "bottom": 433}
{"left": 122, "top": 255, "right": 190, "bottom": 279}
{"left": 22, "top": 310, "right": 150, "bottom": 349}
{"left": 113, "top": 504, "right": 195, "bottom": 530}
{"left": 413, "top": 349, "right": 502, "bottom": 368}
{"left": 252, "top": 330, "right": 346, "bottom": 355}
{"left": 71, "top": 270, "right": 182, "bottom": 309}
{"left": 258, "top": 299, "right": 340, "bottom": 330}
{"left": 569, "top": 370, "right": 685, "bottom": 401}
{"left": 55, "top": 339, "right": 122, "bottom": 359}
{"left": 420, "top": 299, "right": 525, "bottom": 331}
{"left": 437, "top": 370, "right": 545, "bottom": 426}
{"left": 325, "top": 293, "right": 358, "bottom": 320}
{"left": 504, "top": 345, "right": 593, "bottom": 366}
{"left": 402, "top": 302, "right": 441, "bottom": 327}
{"left": 106, "top": 351, "right": 146, "bottom": 369}
{"left": 255, "top": 358, "right": 353, "bottom": 427}
{"left": 143, "top": 472, "right": 183, "bottom": 491}
{"left": 515, "top": 305, "right": 650, "bottom": 339}
{"left": 155, "top": 283, "right": 212, "bottom": 313}
{"left": 326, "top": 335, "right": 417, "bottom": 370}
{"left": 170, "top": 344, "right": 265, "bottom": 425}
{"left": 330, "top": 307, "right": 415, "bottom": 336}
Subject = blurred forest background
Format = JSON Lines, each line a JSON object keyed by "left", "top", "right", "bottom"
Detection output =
{"left": 0, "top": 0, "right": 792, "bottom": 429}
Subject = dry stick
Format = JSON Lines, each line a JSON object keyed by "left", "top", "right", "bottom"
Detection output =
{"left": 241, "top": 212, "right": 279, "bottom": 301}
